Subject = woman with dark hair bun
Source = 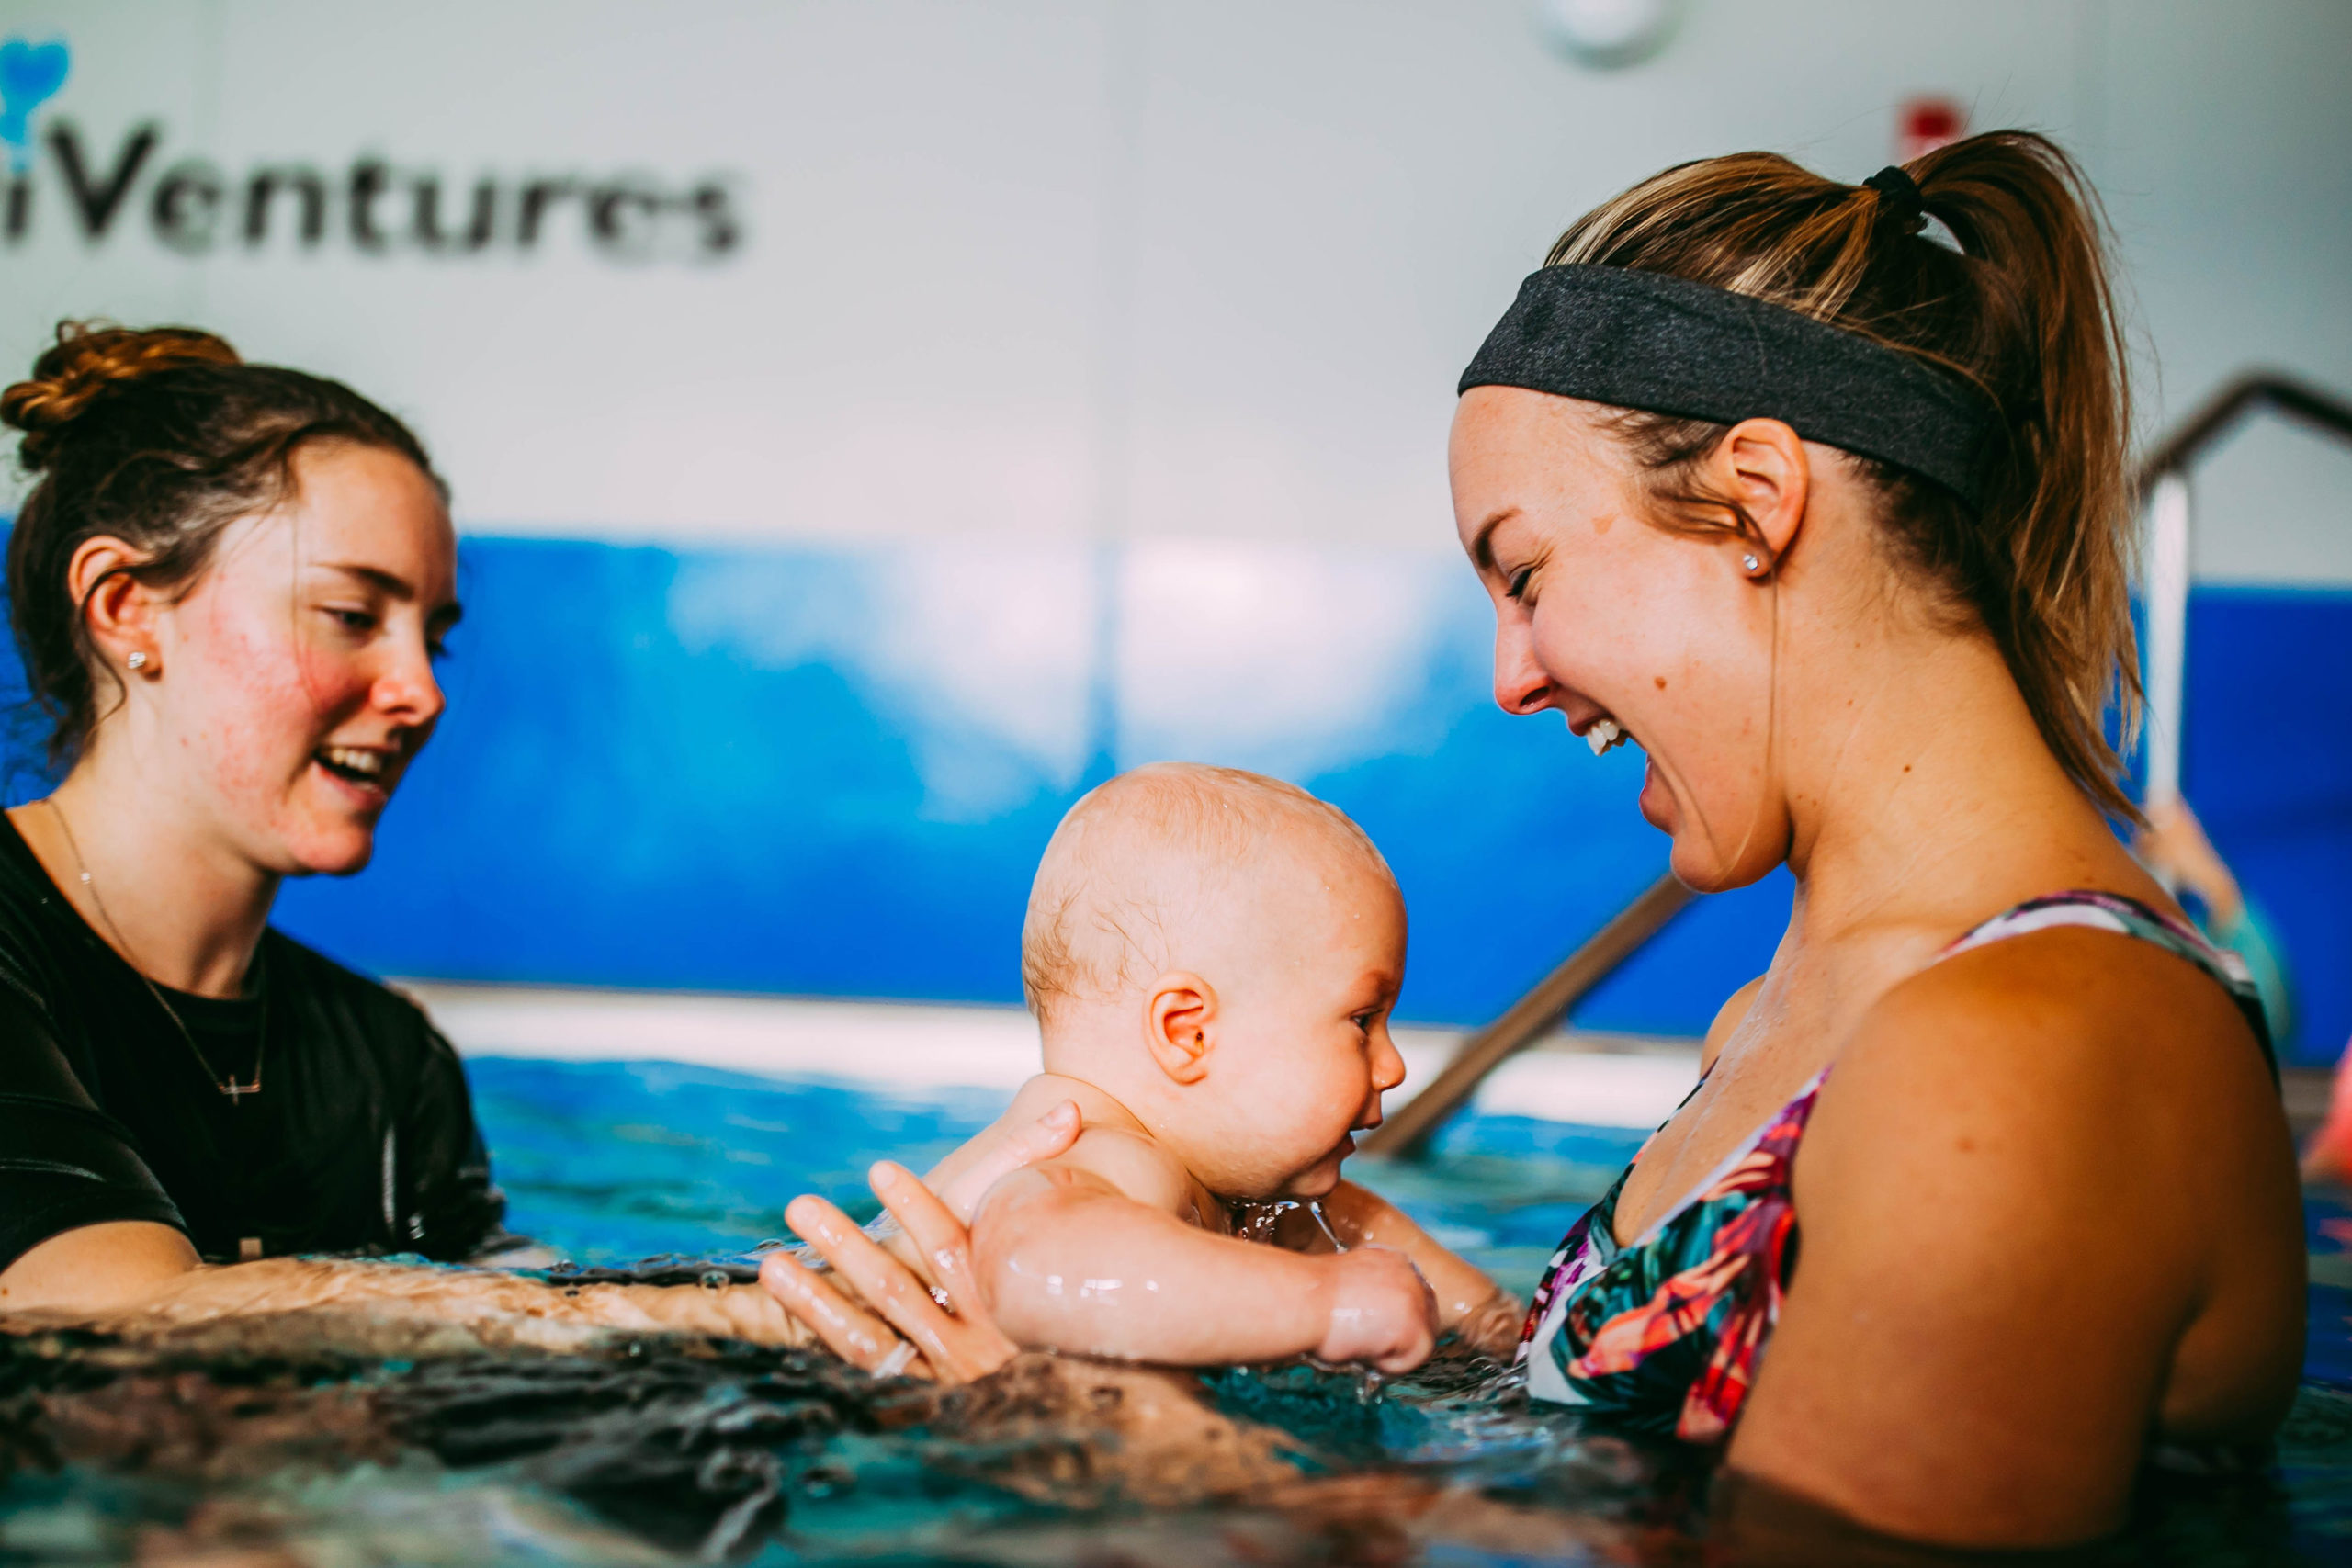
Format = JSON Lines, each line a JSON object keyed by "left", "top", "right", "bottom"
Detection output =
{"left": 0, "top": 322, "right": 498, "bottom": 1279}
{"left": 0, "top": 323, "right": 1076, "bottom": 1337}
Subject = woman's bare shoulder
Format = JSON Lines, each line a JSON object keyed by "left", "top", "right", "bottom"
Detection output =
{"left": 1733, "top": 922, "right": 2298, "bottom": 1536}
{"left": 1812, "top": 919, "right": 2283, "bottom": 1238}
{"left": 1848, "top": 920, "right": 2265, "bottom": 1101}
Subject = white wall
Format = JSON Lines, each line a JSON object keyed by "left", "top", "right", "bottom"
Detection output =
{"left": 1, "top": 0, "right": 2346, "bottom": 580}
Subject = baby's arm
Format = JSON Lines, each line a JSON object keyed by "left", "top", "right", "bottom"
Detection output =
{"left": 968, "top": 1130, "right": 1437, "bottom": 1370}
{"left": 1317, "top": 1180, "right": 1523, "bottom": 1356}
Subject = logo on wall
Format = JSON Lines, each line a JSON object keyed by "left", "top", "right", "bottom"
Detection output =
{"left": 0, "top": 35, "right": 741, "bottom": 262}
{"left": 0, "top": 37, "right": 69, "bottom": 173}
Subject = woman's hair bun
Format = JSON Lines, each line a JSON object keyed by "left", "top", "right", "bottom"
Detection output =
{"left": 3, "top": 321, "right": 243, "bottom": 470}
{"left": 3, "top": 319, "right": 437, "bottom": 768}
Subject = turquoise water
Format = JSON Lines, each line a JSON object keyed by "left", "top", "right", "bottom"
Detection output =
{"left": 467, "top": 1057, "right": 1650, "bottom": 1299}
{"left": 4, "top": 1056, "right": 2349, "bottom": 1565}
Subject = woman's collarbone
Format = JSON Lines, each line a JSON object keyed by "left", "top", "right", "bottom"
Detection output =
{"left": 1611, "top": 1018, "right": 1838, "bottom": 1241}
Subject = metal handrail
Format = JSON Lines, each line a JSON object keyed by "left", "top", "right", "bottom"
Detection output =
{"left": 1367, "top": 370, "right": 2352, "bottom": 1161}
{"left": 2133, "top": 373, "right": 2352, "bottom": 491}
{"left": 2137, "top": 373, "right": 2352, "bottom": 807}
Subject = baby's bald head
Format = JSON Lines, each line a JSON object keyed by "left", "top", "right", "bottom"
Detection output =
{"left": 1021, "top": 763, "right": 1392, "bottom": 1030}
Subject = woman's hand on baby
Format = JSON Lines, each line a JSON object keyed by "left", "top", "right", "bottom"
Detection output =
{"left": 931, "top": 1100, "right": 1083, "bottom": 1218}
{"left": 1315, "top": 1246, "right": 1438, "bottom": 1373}
{"left": 759, "top": 1100, "right": 1081, "bottom": 1382}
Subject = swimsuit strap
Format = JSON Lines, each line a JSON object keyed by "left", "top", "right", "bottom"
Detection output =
{"left": 1939, "top": 889, "right": 2274, "bottom": 1073}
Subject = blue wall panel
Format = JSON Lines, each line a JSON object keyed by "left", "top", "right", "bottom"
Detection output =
{"left": 2177, "top": 589, "right": 2352, "bottom": 1066}
{"left": 1, "top": 533, "right": 2342, "bottom": 1057}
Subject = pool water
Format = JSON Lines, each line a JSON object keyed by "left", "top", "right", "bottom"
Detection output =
{"left": 5, "top": 1056, "right": 2351, "bottom": 1566}
{"left": 466, "top": 1058, "right": 1652, "bottom": 1298}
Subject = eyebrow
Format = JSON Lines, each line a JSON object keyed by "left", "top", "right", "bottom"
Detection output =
{"left": 315, "top": 561, "right": 464, "bottom": 626}
{"left": 1468, "top": 506, "right": 1521, "bottom": 573}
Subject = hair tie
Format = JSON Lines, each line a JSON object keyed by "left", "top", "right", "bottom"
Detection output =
{"left": 1863, "top": 164, "right": 1928, "bottom": 233}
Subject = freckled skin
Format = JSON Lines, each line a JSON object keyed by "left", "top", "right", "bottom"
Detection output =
{"left": 1448, "top": 389, "right": 1781, "bottom": 890}
{"left": 158, "top": 444, "right": 459, "bottom": 880}
{"left": 3, "top": 440, "right": 840, "bottom": 1350}
{"left": 8, "top": 440, "right": 461, "bottom": 1008}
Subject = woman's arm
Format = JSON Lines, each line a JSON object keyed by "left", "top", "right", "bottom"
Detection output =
{"left": 1726, "top": 928, "right": 2302, "bottom": 1547}
{"left": 0, "top": 992, "right": 808, "bottom": 1346}
{"left": 757, "top": 1100, "right": 1085, "bottom": 1379}
{"left": 0, "top": 1220, "right": 200, "bottom": 1314}
{"left": 0, "top": 1218, "right": 815, "bottom": 1348}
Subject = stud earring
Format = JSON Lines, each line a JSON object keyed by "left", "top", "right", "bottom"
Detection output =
{"left": 1741, "top": 554, "right": 1760, "bottom": 572}
{"left": 126, "top": 651, "right": 149, "bottom": 671}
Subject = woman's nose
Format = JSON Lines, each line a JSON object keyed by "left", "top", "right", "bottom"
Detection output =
{"left": 374, "top": 637, "right": 447, "bottom": 727}
{"left": 1492, "top": 616, "right": 1551, "bottom": 716}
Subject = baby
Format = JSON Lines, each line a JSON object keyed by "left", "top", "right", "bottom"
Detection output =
{"left": 916, "top": 762, "right": 1515, "bottom": 1371}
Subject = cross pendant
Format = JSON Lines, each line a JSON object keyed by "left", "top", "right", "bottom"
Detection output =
{"left": 222, "top": 1078, "right": 258, "bottom": 1103}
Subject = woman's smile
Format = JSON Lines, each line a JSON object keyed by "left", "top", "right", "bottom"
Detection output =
{"left": 310, "top": 742, "right": 410, "bottom": 811}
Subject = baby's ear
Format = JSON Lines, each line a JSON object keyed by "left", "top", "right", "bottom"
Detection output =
{"left": 1143, "top": 972, "right": 1216, "bottom": 1086}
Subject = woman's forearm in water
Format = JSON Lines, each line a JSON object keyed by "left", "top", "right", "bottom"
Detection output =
{"left": 1, "top": 1232, "right": 808, "bottom": 1349}
{"left": 145, "top": 1261, "right": 808, "bottom": 1347}
{"left": 969, "top": 1169, "right": 1435, "bottom": 1369}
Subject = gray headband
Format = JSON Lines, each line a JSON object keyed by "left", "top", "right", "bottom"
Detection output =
{"left": 1459, "top": 265, "right": 1999, "bottom": 508}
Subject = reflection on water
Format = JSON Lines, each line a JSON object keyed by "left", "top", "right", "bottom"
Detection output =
{"left": 4, "top": 1058, "right": 2349, "bottom": 1565}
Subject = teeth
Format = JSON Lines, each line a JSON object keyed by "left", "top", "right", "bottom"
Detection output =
{"left": 322, "top": 746, "right": 386, "bottom": 778}
{"left": 1585, "top": 718, "right": 1623, "bottom": 757}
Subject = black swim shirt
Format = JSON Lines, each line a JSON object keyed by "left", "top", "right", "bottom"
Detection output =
{"left": 0, "top": 811, "right": 511, "bottom": 1274}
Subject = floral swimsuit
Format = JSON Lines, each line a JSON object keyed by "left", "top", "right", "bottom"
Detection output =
{"left": 1516, "top": 891, "right": 2274, "bottom": 1441}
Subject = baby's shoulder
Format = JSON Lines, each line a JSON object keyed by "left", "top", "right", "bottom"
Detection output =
{"left": 1057, "top": 1122, "right": 1198, "bottom": 1219}
{"left": 928, "top": 1074, "right": 1199, "bottom": 1222}
{"left": 1015, "top": 1075, "right": 1198, "bottom": 1218}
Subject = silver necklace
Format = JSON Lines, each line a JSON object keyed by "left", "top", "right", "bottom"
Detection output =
{"left": 47, "top": 798, "right": 266, "bottom": 1102}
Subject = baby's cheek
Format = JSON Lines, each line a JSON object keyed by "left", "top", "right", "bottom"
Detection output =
{"left": 1301, "top": 1056, "right": 1372, "bottom": 1137}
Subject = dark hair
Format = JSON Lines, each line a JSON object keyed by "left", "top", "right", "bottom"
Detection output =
{"left": 1549, "top": 131, "right": 2139, "bottom": 819}
{"left": 0, "top": 321, "right": 444, "bottom": 766}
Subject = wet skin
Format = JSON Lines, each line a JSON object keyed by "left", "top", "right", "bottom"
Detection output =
{"left": 774, "top": 386, "right": 2311, "bottom": 1546}
{"left": 1448, "top": 387, "right": 2302, "bottom": 1546}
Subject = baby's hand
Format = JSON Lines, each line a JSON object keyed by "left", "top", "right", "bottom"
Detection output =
{"left": 1314, "top": 1247, "right": 1437, "bottom": 1373}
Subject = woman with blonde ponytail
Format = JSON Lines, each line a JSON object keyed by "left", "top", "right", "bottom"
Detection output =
{"left": 779, "top": 132, "right": 2305, "bottom": 1549}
